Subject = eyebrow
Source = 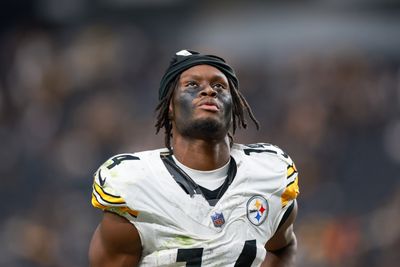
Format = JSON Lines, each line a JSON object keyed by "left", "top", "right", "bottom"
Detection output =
{"left": 180, "top": 73, "right": 228, "bottom": 82}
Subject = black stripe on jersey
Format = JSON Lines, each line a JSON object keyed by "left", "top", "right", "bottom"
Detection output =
{"left": 287, "top": 172, "right": 297, "bottom": 179}
{"left": 93, "top": 183, "right": 123, "bottom": 199}
{"left": 92, "top": 192, "right": 105, "bottom": 207}
{"left": 199, "top": 186, "right": 220, "bottom": 206}
{"left": 199, "top": 158, "right": 237, "bottom": 206}
{"left": 245, "top": 143, "right": 290, "bottom": 159}
{"left": 243, "top": 148, "right": 277, "bottom": 156}
{"left": 234, "top": 239, "right": 257, "bottom": 266}
{"left": 93, "top": 185, "right": 126, "bottom": 205}
{"left": 287, "top": 166, "right": 297, "bottom": 179}
{"left": 286, "top": 180, "right": 295, "bottom": 188}
{"left": 106, "top": 154, "right": 140, "bottom": 169}
{"left": 161, "top": 153, "right": 237, "bottom": 206}
{"left": 161, "top": 155, "right": 201, "bottom": 196}
{"left": 277, "top": 201, "right": 295, "bottom": 230}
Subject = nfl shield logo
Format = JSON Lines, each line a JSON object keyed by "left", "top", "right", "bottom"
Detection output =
{"left": 211, "top": 212, "right": 225, "bottom": 227}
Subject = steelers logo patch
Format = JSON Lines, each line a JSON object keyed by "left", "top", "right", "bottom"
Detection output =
{"left": 246, "top": 195, "right": 268, "bottom": 226}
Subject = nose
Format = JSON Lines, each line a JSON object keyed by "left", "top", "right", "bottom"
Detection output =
{"left": 199, "top": 85, "right": 217, "bottom": 97}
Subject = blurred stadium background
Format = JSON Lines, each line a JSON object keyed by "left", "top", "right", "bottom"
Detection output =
{"left": 1, "top": 0, "right": 400, "bottom": 266}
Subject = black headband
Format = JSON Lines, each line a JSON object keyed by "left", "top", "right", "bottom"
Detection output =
{"left": 158, "top": 50, "right": 239, "bottom": 100}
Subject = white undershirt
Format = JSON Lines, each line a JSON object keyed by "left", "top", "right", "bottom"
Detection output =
{"left": 172, "top": 155, "right": 230, "bottom": 191}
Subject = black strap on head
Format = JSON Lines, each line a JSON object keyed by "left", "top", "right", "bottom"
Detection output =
{"left": 158, "top": 49, "right": 239, "bottom": 101}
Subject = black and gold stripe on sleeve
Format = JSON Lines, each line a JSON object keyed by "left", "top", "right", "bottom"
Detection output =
{"left": 281, "top": 164, "right": 300, "bottom": 208}
{"left": 287, "top": 165, "right": 296, "bottom": 179}
{"left": 93, "top": 183, "right": 126, "bottom": 205}
{"left": 91, "top": 183, "right": 140, "bottom": 218}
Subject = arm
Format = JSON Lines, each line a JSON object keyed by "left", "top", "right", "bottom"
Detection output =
{"left": 89, "top": 211, "right": 142, "bottom": 267}
{"left": 262, "top": 200, "right": 298, "bottom": 267}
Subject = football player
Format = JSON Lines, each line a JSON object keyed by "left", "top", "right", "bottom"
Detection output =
{"left": 89, "top": 50, "right": 300, "bottom": 266}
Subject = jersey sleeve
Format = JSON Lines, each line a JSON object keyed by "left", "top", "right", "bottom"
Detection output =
{"left": 91, "top": 154, "right": 140, "bottom": 220}
{"left": 264, "top": 143, "right": 300, "bottom": 235}
{"left": 281, "top": 159, "right": 300, "bottom": 208}
{"left": 239, "top": 142, "right": 300, "bottom": 237}
{"left": 260, "top": 143, "right": 299, "bottom": 208}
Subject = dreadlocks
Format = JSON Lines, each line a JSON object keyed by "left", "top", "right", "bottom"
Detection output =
{"left": 155, "top": 76, "right": 259, "bottom": 150}
{"left": 155, "top": 75, "right": 179, "bottom": 150}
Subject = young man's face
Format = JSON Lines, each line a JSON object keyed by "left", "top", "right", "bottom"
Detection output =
{"left": 169, "top": 64, "right": 233, "bottom": 140}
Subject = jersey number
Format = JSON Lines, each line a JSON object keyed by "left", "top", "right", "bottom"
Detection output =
{"left": 106, "top": 154, "right": 139, "bottom": 169}
{"left": 176, "top": 239, "right": 257, "bottom": 266}
{"left": 244, "top": 145, "right": 288, "bottom": 159}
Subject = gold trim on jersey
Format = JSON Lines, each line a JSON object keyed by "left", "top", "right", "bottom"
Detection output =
{"left": 91, "top": 187, "right": 140, "bottom": 218}
{"left": 91, "top": 193, "right": 108, "bottom": 209}
{"left": 281, "top": 176, "right": 299, "bottom": 208}
{"left": 119, "top": 207, "right": 139, "bottom": 218}
{"left": 93, "top": 183, "right": 126, "bottom": 204}
{"left": 287, "top": 164, "right": 297, "bottom": 179}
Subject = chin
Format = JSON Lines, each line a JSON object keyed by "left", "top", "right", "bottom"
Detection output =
{"left": 182, "top": 118, "right": 229, "bottom": 140}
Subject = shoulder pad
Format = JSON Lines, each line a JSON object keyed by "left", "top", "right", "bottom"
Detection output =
{"left": 101, "top": 153, "right": 140, "bottom": 170}
{"left": 91, "top": 153, "right": 141, "bottom": 218}
{"left": 242, "top": 143, "right": 294, "bottom": 166}
{"left": 239, "top": 143, "right": 300, "bottom": 207}
{"left": 93, "top": 153, "right": 141, "bottom": 188}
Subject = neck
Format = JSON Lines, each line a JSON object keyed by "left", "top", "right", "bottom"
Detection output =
{"left": 171, "top": 135, "right": 231, "bottom": 171}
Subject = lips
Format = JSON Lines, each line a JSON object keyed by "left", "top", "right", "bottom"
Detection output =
{"left": 197, "top": 100, "right": 220, "bottom": 111}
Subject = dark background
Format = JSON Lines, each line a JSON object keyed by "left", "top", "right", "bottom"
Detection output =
{"left": 1, "top": 0, "right": 400, "bottom": 266}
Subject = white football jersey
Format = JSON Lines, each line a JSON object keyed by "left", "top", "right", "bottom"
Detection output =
{"left": 91, "top": 143, "right": 299, "bottom": 266}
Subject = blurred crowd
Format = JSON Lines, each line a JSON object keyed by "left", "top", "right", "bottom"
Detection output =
{"left": 1, "top": 3, "right": 400, "bottom": 267}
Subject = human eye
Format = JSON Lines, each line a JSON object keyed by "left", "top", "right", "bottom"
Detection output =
{"left": 212, "top": 83, "right": 227, "bottom": 90}
{"left": 185, "top": 81, "right": 198, "bottom": 88}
